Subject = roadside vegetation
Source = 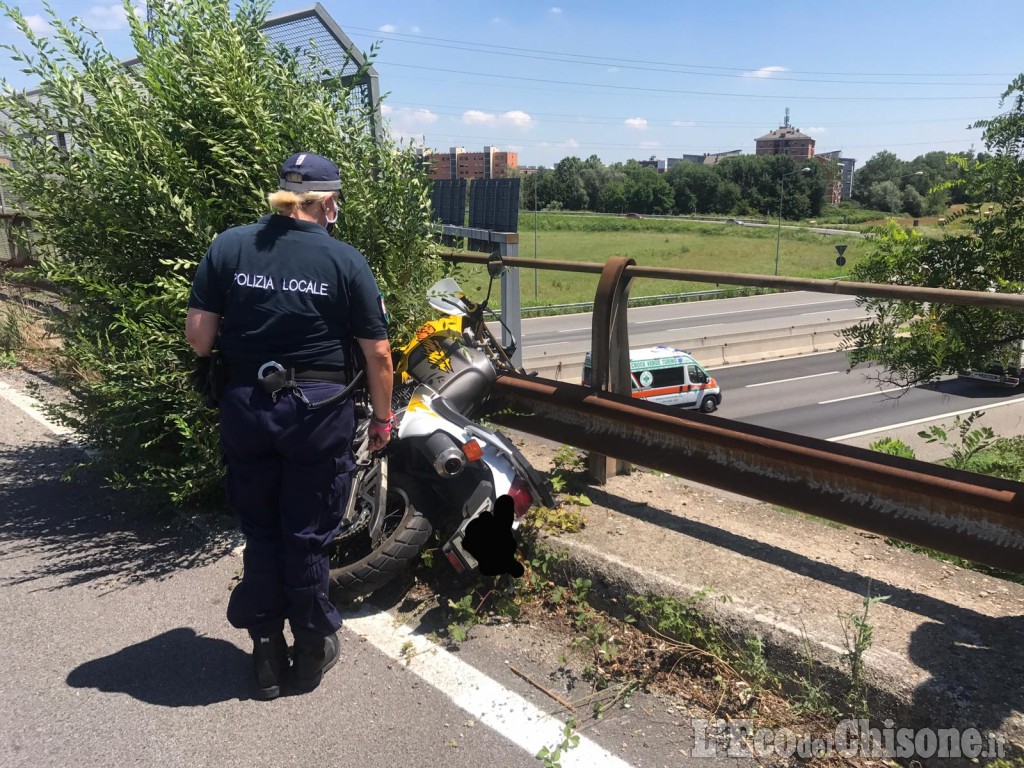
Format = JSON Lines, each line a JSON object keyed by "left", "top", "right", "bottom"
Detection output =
{"left": 0, "top": 0, "right": 442, "bottom": 506}
{"left": 389, "top": 445, "right": 898, "bottom": 767}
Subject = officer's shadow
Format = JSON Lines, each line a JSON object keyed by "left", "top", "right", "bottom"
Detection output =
{"left": 907, "top": 612, "right": 1024, "bottom": 752}
{"left": 67, "top": 628, "right": 250, "bottom": 706}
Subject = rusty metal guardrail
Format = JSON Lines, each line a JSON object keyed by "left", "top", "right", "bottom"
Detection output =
{"left": 443, "top": 251, "right": 1024, "bottom": 572}
{"left": 488, "top": 374, "right": 1024, "bottom": 574}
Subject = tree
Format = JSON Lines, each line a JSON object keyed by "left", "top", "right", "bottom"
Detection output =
{"left": 901, "top": 185, "right": 925, "bottom": 217}
{"left": 0, "top": 0, "right": 443, "bottom": 505}
{"left": 553, "top": 156, "right": 589, "bottom": 211}
{"left": 853, "top": 151, "right": 905, "bottom": 202}
{"left": 622, "top": 163, "right": 672, "bottom": 214}
{"left": 867, "top": 180, "right": 903, "bottom": 212}
{"left": 841, "top": 73, "right": 1024, "bottom": 387}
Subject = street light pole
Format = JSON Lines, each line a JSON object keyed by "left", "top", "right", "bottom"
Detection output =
{"left": 774, "top": 166, "right": 811, "bottom": 276}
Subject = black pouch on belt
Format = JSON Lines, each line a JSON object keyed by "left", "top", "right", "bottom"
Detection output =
{"left": 190, "top": 350, "right": 227, "bottom": 408}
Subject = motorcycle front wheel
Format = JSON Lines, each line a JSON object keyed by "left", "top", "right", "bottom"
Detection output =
{"left": 329, "top": 473, "right": 434, "bottom": 601}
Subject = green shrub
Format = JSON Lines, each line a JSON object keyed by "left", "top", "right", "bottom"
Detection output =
{"left": 868, "top": 437, "right": 916, "bottom": 460}
{"left": 0, "top": 0, "right": 443, "bottom": 506}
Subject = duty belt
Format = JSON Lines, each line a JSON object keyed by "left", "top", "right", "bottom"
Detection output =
{"left": 227, "top": 361, "right": 361, "bottom": 409}
{"left": 226, "top": 362, "right": 348, "bottom": 387}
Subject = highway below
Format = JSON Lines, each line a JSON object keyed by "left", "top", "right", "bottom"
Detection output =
{"left": 513, "top": 292, "right": 1024, "bottom": 446}
{"left": 714, "top": 350, "right": 1024, "bottom": 442}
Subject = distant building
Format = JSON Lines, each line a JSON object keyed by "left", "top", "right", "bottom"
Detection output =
{"left": 518, "top": 166, "right": 541, "bottom": 175}
{"left": 426, "top": 146, "right": 519, "bottom": 180}
{"left": 816, "top": 150, "right": 856, "bottom": 201}
{"left": 638, "top": 155, "right": 665, "bottom": 172}
{"left": 756, "top": 109, "right": 815, "bottom": 161}
{"left": 679, "top": 150, "right": 743, "bottom": 166}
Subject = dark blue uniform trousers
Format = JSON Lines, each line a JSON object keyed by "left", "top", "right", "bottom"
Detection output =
{"left": 220, "top": 380, "right": 355, "bottom": 637}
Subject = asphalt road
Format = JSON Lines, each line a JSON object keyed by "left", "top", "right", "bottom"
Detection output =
{"left": 0, "top": 370, "right": 714, "bottom": 768}
{"left": 518, "top": 291, "right": 865, "bottom": 364}
{"left": 513, "top": 294, "right": 1024, "bottom": 444}
{"left": 713, "top": 350, "right": 1024, "bottom": 441}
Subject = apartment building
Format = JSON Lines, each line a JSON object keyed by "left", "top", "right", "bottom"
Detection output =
{"left": 426, "top": 146, "right": 519, "bottom": 180}
{"left": 756, "top": 110, "right": 815, "bottom": 161}
{"left": 815, "top": 150, "right": 857, "bottom": 201}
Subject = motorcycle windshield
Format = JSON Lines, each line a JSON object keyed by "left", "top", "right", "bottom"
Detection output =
{"left": 426, "top": 278, "right": 466, "bottom": 316}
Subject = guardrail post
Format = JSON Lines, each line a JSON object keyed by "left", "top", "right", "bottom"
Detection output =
{"left": 496, "top": 233, "right": 523, "bottom": 369}
{"left": 588, "top": 256, "right": 635, "bottom": 483}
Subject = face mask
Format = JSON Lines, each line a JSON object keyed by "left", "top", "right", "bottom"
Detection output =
{"left": 323, "top": 201, "right": 338, "bottom": 234}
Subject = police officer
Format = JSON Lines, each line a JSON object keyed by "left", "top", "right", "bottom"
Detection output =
{"left": 185, "top": 152, "right": 394, "bottom": 699}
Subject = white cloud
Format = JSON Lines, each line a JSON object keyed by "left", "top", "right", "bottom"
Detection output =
{"left": 671, "top": 120, "right": 696, "bottom": 127}
{"left": 86, "top": 3, "right": 138, "bottom": 30}
{"left": 18, "top": 14, "right": 56, "bottom": 36}
{"left": 640, "top": 141, "right": 661, "bottom": 149}
{"left": 743, "top": 65, "right": 787, "bottom": 79}
{"left": 463, "top": 109, "right": 498, "bottom": 125}
{"left": 607, "top": 67, "right": 619, "bottom": 74}
{"left": 502, "top": 110, "right": 533, "bottom": 127}
{"left": 806, "top": 126, "right": 827, "bottom": 134}
{"left": 378, "top": 24, "right": 397, "bottom": 33}
{"left": 382, "top": 105, "right": 438, "bottom": 143}
{"left": 625, "top": 117, "right": 648, "bottom": 130}
{"left": 411, "top": 25, "right": 421, "bottom": 33}
{"left": 382, "top": 105, "right": 438, "bottom": 128}
{"left": 491, "top": 17, "right": 504, "bottom": 24}
{"left": 549, "top": 7, "right": 563, "bottom": 14}
{"left": 461, "top": 109, "right": 532, "bottom": 129}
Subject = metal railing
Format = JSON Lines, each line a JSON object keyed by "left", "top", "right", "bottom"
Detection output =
{"left": 440, "top": 251, "right": 1024, "bottom": 574}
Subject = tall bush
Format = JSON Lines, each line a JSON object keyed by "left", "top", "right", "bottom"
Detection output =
{"left": 0, "top": 0, "right": 442, "bottom": 505}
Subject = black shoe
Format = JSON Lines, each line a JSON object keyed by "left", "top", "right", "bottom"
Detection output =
{"left": 291, "top": 629, "right": 340, "bottom": 693}
{"left": 250, "top": 631, "right": 289, "bottom": 701}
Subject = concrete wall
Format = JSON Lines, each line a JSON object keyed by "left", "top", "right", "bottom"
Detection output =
{"left": 522, "top": 320, "right": 852, "bottom": 382}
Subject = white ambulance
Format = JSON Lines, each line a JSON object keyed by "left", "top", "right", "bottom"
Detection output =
{"left": 582, "top": 346, "right": 722, "bottom": 413}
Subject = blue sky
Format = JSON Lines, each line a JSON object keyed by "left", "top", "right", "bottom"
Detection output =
{"left": 2, "top": 1, "right": 1022, "bottom": 168}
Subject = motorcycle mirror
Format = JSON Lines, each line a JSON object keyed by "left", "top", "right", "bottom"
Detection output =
{"left": 486, "top": 251, "right": 506, "bottom": 279}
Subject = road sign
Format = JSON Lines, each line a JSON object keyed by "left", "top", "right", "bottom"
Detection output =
{"left": 835, "top": 244, "right": 848, "bottom": 257}
{"left": 836, "top": 255, "right": 846, "bottom": 267}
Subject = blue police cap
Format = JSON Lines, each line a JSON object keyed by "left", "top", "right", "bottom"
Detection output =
{"left": 278, "top": 152, "right": 342, "bottom": 193}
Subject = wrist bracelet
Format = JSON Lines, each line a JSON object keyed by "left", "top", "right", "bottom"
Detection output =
{"left": 371, "top": 412, "right": 394, "bottom": 425}
{"left": 370, "top": 419, "right": 392, "bottom": 434}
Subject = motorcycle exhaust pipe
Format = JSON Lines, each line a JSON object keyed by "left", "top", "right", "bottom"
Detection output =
{"left": 421, "top": 431, "right": 467, "bottom": 477}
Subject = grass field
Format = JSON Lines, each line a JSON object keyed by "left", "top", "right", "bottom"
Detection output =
{"left": 450, "top": 213, "right": 874, "bottom": 309}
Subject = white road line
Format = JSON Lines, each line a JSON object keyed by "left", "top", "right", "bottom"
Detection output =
{"left": 557, "top": 327, "right": 593, "bottom": 333}
{"left": 632, "top": 298, "right": 851, "bottom": 324}
{"left": 345, "top": 607, "right": 634, "bottom": 768}
{"left": 0, "top": 380, "right": 75, "bottom": 437}
{"left": 819, "top": 386, "right": 910, "bottom": 405}
{"left": 711, "top": 350, "right": 840, "bottom": 371}
{"left": 828, "top": 395, "right": 1024, "bottom": 441}
{"left": 745, "top": 371, "right": 839, "bottom": 388}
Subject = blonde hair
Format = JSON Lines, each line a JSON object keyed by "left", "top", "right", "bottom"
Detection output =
{"left": 267, "top": 189, "right": 336, "bottom": 214}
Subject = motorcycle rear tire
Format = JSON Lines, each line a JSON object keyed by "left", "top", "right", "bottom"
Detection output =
{"left": 329, "top": 474, "right": 433, "bottom": 601}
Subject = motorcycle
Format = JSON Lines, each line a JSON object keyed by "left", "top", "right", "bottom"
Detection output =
{"left": 329, "top": 254, "right": 554, "bottom": 600}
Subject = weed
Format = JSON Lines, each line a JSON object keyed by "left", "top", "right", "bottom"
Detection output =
{"left": 629, "top": 591, "right": 731, "bottom": 661}
{"left": 536, "top": 717, "right": 580, "bottom": 768}
{"left": 918, "top": 411, "right": 995, "bottom": 469}
{"left": 735, "top": 634, "right": 777, "bottom": 693}
{"left": 868, "top": 436, "right": 916, "bottom": 459}
{"left": 839, "top": 593, "right": 890, "bottom": 717}
{"left": 0, "top": 350, "right": 17, "bottom": 369}
{"left": 526, "top": 504, "right": 587, "bottom": 535}
{"left": 446, "top": 592, "right": 479, "bottom": 643}
{"left": 792, "top": 629, "right": 838, "bottom": 718}
{"left": 549, "top": 445, "right": 587, "bottom": 494}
